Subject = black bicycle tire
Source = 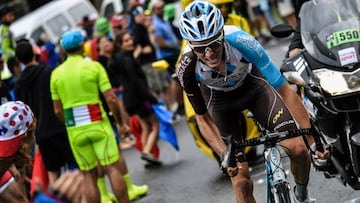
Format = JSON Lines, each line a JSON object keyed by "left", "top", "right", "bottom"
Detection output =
{"left": 267, "top": 182, "right": 275, "bottom": 203}
{"left": 273, "top": 183, "right": 291, "bottom": 203}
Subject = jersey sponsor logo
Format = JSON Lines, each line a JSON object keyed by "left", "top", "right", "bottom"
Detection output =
{"left": 235, "top": 34, "right": 263, "bottom": 57}
{"left": 272, "top": 108, "right": 283, "bottom": 124}
{"left": 177, "top": 55, "right": 192, "bottom": 88}
{"left": 274, "top": 120, "right": 295, "bottom": 132}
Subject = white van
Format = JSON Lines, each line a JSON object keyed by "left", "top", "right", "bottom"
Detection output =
{"left": 100, "top": 0, "right": 127, "bottom": 19}
{"left": 10, "top": 0, "right": 99, "bottom": 44}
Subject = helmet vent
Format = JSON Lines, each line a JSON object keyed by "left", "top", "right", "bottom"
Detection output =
{"left": 197, "top": 21, "right": 205, "bottom": 35}
{"left": 195, "top": 6, "right": 203, "bottom": 17}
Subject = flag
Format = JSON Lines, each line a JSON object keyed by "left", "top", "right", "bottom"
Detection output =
{"left": 152, "top": 102, "right": 180, "bottom": 151}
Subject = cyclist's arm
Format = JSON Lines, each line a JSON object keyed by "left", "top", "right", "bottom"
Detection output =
{"left": 225, "top": 27, "right": 285, "bottom": 90}
{"left": 176, "top": 49, "right": 207, "bottom": 114}
{"left": 176, "top": 49, "right": 226, "bottom": 155}
{"left": 196, "top": 112, "right": 227, "bottom": 155}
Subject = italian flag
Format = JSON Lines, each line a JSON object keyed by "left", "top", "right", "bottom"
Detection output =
{"left": 64, "top": 104, "right": 102, "bottom": 127}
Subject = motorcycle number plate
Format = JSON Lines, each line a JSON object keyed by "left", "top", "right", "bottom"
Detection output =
{"left": 327, "top": 29, "right": 360, "bottom": 49}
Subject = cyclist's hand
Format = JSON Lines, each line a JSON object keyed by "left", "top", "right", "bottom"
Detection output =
{"left": 226, "top": 163, "right": 242, "bottom": 177}
{"left": 315, "top": 148, "right": 330, "bottom": 160}
{"left": 220, "top": 149, "right": 243, "bottom": 177}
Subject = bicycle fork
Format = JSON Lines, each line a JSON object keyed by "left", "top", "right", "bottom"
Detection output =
{"left": 265, "top": 146, "right": 291, "bottom": 202}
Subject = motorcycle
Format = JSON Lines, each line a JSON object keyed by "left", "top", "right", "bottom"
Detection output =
{"left": 271, "top": 0, "right": 360, "bottom": 189}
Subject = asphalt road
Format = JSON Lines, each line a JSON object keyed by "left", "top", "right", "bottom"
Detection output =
{"left": 119, "top": 37, "right": 360, "bottom": 203}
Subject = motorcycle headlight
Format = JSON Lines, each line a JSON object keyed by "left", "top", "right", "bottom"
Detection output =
{"left": 313, "top": 68, "right": 360, "bottom": 96}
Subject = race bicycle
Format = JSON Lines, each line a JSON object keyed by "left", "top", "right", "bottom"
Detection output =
{"left": 221, "top": 123, "right": 312, "bottom": 203}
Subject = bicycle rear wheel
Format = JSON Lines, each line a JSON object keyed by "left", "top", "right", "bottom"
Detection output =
{"left": 273, "top": 183, "right": 291, "bottom": 203}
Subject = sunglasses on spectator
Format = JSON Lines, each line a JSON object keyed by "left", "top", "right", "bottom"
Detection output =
{"left": 188, "top": 31, "right": 224, "bottom": 54}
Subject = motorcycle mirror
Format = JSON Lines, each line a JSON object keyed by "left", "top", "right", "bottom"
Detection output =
{"left": 270, "top": 24, "right": 294, "bottom": 38}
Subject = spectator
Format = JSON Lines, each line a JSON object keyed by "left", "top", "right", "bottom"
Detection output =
{"left": 109, "top": 14, "right": 129, "bottom": 36}
{"left": 259, "top": 0, "right": 279, "bottom": 28}
{"left": 276, "top": 0, "right": 297, "bottom": 28}
{"left": 0, "top": 101, "right": 84, "bottom": 203}
{"left": 247, "top": 0, "right": 272, "bottom": 41}
{"left": 111, "top": 30, "right": 162, "bottom": 168}
{"left": 0, "top": 5, "right": 15, "bottom": 63}
{"left": 151, "top": 0, "right": 184, "bottom": 121}
{"left": 14, "top": 40, "right": 77, "bottom": 195}
{"left": 0, "top": 101, "right": 35, "bottom": 203}
{"left": 90, "top": 17, "right": 113, "bottom": 60}
{"left": 97, "top": 35, "right": 149, "bottom": 201}
{"left": 79, "top": 14, "right": 97, "bottom": 40}
{"left": 4, "top": 56, "right": 21, "bottom": 96}
{"left": 50, "top": 30, "right": 130, "bottom": 203}
{"left": 0, "top": 5, "right": 16, "bottom": 81}
{"left": 38, "top": 33, "right": 61, "bottom": 70}
{"left": 132, "top": 6, "right": 166, "bottom": 96}
{"left": 0, "top": 51, "right": 12, "bottom": 104}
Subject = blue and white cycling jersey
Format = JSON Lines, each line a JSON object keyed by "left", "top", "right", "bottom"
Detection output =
{"left": 176, "top": 25, "right": 285, "bottom": 114}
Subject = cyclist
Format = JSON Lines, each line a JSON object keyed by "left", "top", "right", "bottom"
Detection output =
{"left": 177, "top": 1, "right": 319, "bottom": 202}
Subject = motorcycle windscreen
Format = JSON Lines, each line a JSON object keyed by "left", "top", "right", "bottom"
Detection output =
{"left": 299, "top": 0, "right": 360, "bottom": 67}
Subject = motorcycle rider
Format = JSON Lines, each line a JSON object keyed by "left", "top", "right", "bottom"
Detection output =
{"left": 286, "top": 0, "right": 331, "bottom": 165}
{"left": 177, "top": 1, "right": 317, "bottom": 202}
{"left": 288, "top": 0, "right": 309, "bottom": 57}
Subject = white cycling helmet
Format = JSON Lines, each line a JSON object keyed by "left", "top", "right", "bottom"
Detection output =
{"left": 179, "top": 0, "right": 224, "bottom": 42}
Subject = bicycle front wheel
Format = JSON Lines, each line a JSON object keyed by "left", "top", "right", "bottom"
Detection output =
{"left": 273, "top": 183, "right": 291, "bottom": 203}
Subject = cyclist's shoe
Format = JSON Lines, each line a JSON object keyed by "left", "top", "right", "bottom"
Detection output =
{"left": 292, "top": 186, "right": 316, "bottom": 203}
{"left": 128, "top": 184, "right": 149, "bottom": 201}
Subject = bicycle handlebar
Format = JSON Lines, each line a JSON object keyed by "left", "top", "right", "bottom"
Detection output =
{"left": 234, "top": 128, "right": 312, "bottom": 147}
{"left": 220, "top": 128, "right": 312, "bottom": 176}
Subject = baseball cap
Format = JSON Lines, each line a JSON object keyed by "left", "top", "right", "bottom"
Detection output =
{"left": 60, "top": 30, "right": 85, "bottom": 51}
{"left": 164, "top": 3, "right": 175, "bottom": 20}
{"left": 109, "top": 15, "right": 124, "bottom": 28}
{"left": 95, "top": 17, "right": 112, "bottom": 36}
{"left": 0, "top": 101, "right": 34, "bottom": 158}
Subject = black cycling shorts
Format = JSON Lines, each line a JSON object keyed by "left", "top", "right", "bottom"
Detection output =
{"left": 200, "top": 70, "right": 297, "bottom": 143}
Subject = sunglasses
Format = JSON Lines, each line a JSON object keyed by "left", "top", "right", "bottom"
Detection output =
{"left": 188, "top": 32, "right": 223, "bottom": 54}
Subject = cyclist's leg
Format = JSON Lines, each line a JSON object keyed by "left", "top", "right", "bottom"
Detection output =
{"left": 246, "top": 73, "right": 311, "bottom": 199}
{"left": 200, "top": 86, "right": 255, "bottom": 203}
